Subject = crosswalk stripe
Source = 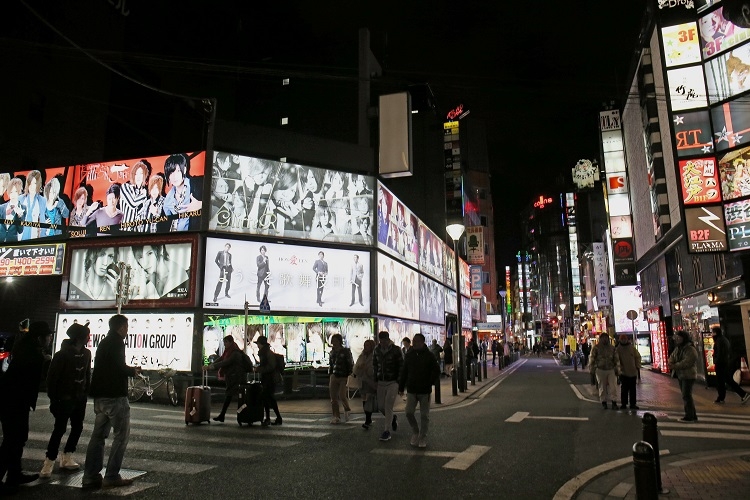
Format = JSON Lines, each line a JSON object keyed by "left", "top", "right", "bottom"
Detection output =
{"left": 662, "top": 415, "right": 750, "bottom": 425}
{"left": 128, "top": 418, "right": 330, "bottom": 438}
{"left": 154, "top": 414, "right": 322, "bottom": 424}
{"left": 661, "top": 430, "right": 750, "bottom": 440}
{"left": 659, "top": 422, "right": 750, "bottom": 432}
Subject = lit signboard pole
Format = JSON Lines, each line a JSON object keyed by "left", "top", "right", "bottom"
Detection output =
{"left": 447, "top": 223, "right": 466, "bottom": 393}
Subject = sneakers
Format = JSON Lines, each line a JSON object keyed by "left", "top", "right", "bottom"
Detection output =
{"left": 102, "top": 476, "right": 134, "bottom": 488}
{"left": 418, "top": 436, "right": 428, "bottom": 448}
{"left": 742, "top": 393, "right": 750, "bottom": 404}
{"left": 344, "top": 410, "right": 351, "bottom": 422}
{"left": 40, "top": 458, "right": 55, "bottom": 478}
{"left": 379, "top": 431, "right": 392, "bottom": 441}
{"left": 410, "top": 434, "right": 419, "bottom": 446}
{"left": 59, "top": 452, "right": 80, "bottom": 470}
{"left": 330, "top": 417, "right": 340, "bottom": 424}
{"left": 392, "top": 415, "right": 398, "bottom": 431}
{"left": 81, "top": 473, "right": 103, "bottom": 489}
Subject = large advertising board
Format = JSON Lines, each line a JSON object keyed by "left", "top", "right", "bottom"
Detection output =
{"left": 418, "top": 222, "right": 445, "bottom": 282}
{"left": 704, "top": 40, "right": 750, "bottom": 104}
{"left": 667, "top": 66, "right": 709, "bottom": 111}
{"left": 718, "top": 145, "right": 750, "bottom": 200}
{"left": 0, "top": 243, "right": 65, "bottom": 276}
{"left": 685, "top": 205, "right": 728, "bottom": 252}
{"left": 55, "top": 312, "right": 194, "bottom": 372}
{"left": 672, "top": 110, "right": 714, "bottom": 157}
{"left": 209, "top": 152, "right": 374, "bottom": 245}
{"left": 679, "top": 158, "right": 721, "bottom": 204}
{"left": 611, "top": 286, "right": 645, "bottom": 333}
{"left": 204, "top": 237, "right": 371, "bottom": 314}
{"left": 377, "top": 252, "right": 418, "bottom": 320}
{"left": 662, "top": 22, "right": 702, "bottom": 67}
{"left": 66, "top": 239, "right": 195, "bottom": 304}
{"left": 419, "top": 275, "right": 445, "bottom": 325}
{"left": 444, "top": 245, "right": 456, "bottom": 290}
{"left": 699, "top": 6, "right": 750, "bottom": 60}
{"left": 711, "top": 98, "right": 750, "bottom": 153}
{"left": 724, "top": 198, "right": 750, "bottom": 250}
{"left": 376, "top": 182, "right": 418, "bottom": 266}
{"left": 459, "top": 258, "right": 470, "bottom": 298}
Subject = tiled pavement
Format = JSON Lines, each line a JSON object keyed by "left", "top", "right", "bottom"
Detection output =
{"left": 558, "top": 363, "right": 750, "bottom": 499}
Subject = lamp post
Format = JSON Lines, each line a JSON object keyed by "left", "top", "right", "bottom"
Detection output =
{"left": 446, "top": 222, "right": 466, "bottom": 393}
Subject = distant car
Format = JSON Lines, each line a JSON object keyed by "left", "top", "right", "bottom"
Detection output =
{"left": 0, "top": 331, "right": 16, "bottom": 373}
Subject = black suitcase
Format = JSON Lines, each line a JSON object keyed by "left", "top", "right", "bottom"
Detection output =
{"left": 237, "top": 380, "right": 264, "bottom": 426}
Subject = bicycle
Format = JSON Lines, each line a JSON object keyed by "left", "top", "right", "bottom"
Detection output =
{"left": 127, "top": 367, "right": 179, "bottom": 406}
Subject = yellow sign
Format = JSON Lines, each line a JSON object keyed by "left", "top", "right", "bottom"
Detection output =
{"left": 443, "top": 121, "right": 459, "bottom": 130}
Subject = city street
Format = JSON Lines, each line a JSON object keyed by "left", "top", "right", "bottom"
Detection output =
{"left": 4, "top": 354, "right": 750, "bottom": 499}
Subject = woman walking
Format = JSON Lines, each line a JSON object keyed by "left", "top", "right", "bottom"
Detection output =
{"left": 668, "top": 330, "right": 700, "bottom": 422}
{"left": 353, "top": 339, "right": 376, "bottom": 429}
{"left": 328, "top": 334, "right": 353, "bottom": 424}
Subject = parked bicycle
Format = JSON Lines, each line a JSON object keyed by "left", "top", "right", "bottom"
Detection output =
{"left": 127, "top": 366, "right": 179, "bottom": 406}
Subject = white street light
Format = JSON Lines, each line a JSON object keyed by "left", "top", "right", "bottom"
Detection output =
{"left": 446, "top": 223, "right": 466, "bottom": 242}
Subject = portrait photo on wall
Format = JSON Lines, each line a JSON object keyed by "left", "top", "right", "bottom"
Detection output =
{"left": 376, "top": 182, "right": 419, "bottom": 266}
{"left": 209, "top": 151, "right": 375, "bottom": 245}
{"left": 203, "top": 237, "right": 371, "bottom": 314}
{"left": 67, "top": 241, "right": 193, "bottom": 302}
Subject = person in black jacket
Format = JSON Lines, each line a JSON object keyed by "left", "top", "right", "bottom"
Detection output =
{"left": 328, "top": 334, "right": 353, "bottom": 424}
{"left": 399, "top": 333, "right": 440, "bottom": 449}
{"left": 712, "top": 326, "right": 750, "bottom": 404}
{"left": 373, "top": 331, "right": 403, "bottom": 442}
{"left": 203, "top": 335, "right": 246, "bottom": 422}
{"left": 0, "top": 321, "right": 52, "bottom": 494}
{"left": 82, "top": 315, "right": 141, "bottom": 489}
{"left": 254, "top": 336, "right": 282, "bottom": 426}
{"left": 40, "top": 323, "right": 92, "bottom": 478}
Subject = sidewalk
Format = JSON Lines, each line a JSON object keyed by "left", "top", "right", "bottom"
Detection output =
{"left": 556, "top": 363, "right": 750, "bottom": 499}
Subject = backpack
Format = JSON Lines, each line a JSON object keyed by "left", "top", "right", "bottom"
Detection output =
{"left": 240, "top": 351, "right": 253, "bottom": 373}
{"left": 274, "top": 353, "right": 285, "bottom": 374}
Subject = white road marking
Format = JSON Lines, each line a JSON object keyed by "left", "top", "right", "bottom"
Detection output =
{"left": 659, "top": 422, "right": 750, "bottom": 432}
{"left": 371, "top": 445, "right": 491, "bottom": 470}
{"left": 154, "top": 414, "right": 320, "bottom": 423}
{"left": 505, "top": 411, "right": 588, "bottom": 423}
{"left": 91, "top": 482, "right": 158, "bottom": 496}
{"left": 661, "top": 430, "right": 750, "bottom": 440}
{"left": 505, "top": 411, "right": 529, "bottom": 422}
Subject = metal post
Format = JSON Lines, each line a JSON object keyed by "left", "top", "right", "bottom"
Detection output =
{"left": 451, "top": 367, "right": 458, "bottom": 396}
{"left": 642, "top": 413, "right": 669, "bottom": 494}
{"left": 477, "top": 358, "right": 482, "bottom": 382}
{"left": 434, "top": 373, "right": 441, "bottom": 404}
{"left": 453, "top": 335, "right": 464, "bottom": 393}
{"left": 483, "top": 359, "right": 488, "bottom": 379}
{"left": 470, "top": 362, "right": 476, "bottom": 386}
{"left": 632, "top": 441, "right": 658, "bottom": 500}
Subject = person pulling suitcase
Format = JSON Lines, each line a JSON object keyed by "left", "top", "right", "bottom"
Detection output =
{"left": 203, "top": 335, "right": 246, "bottom": 422}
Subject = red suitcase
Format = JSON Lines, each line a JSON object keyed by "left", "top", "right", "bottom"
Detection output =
{"left": 185, "top": 372, "right": 211, "bottom": 425}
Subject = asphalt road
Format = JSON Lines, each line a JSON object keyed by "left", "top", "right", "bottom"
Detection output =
{"left": 5, "top": 355, "right": 750, "bottom": 499}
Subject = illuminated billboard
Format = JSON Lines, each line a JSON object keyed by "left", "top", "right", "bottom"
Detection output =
{"left": 699, "top": 7, "right": 750, "bottom": 60}
{"left": 685, "top": 205, "right": 728, "bottom": 252}
{"left": 419, "top": 275, "right": 445, "bottom": 325}
{"left": 611, "top": 286, "right": 645, "bottom": 333}
{"left": 67, "top": 240, "right": 194, "bottom": 302}
{"left": 704, "top": 41, "right": 750, "bottom": 104}
{"left": 55, "top": 312, "right": 195, "bottom": 372}
{"left": 204, "top": 237, "right": 371, "bottom": 314}
{"left": 209, "top": 152, "right": 374, "bottom": 245}
{"left": 672, "top": 110, "right": 713, "bottom": 157}
{"left": 667, "top": 66, "right": 709, "bottom": 111}
{"left": 679, "top": 158, "right": 721, "bottom": 205}
{"left": 724, "top": 198, "right": 750, "bottom": 251}
{"left": 377, "top": 252, "right": 418, "bottom": 320}
{"left": 711, "top": 98, "right": 750, "bottom": 153}
{"left": 662, "top": 22, "right": 702, "bottom": 67}
{"left": 0, "top": 243, "right": 65, "bottom": 276}
{"left": 719, "top": 145, "right": 750, "bottom": 200}
{"left": 376, "top": 182, "right": 418, "bottom": 266}
{"left": 418, "top": 222, "right": 445, "bottom": 282}
{"left": 444, "top": 245, "right": 456, "bottom": 290}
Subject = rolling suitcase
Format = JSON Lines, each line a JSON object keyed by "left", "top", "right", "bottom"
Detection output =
{"left": 237, "top": 374, "right": 264, "bottom": 426}
{"left": 185, "top": 371, "right": 211, "bottom": 425}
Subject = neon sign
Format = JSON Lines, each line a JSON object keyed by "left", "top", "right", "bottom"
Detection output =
{"left": 533, "top": 195, "right": 553, "bottom": 209}
{"left": 447, "top": 104, "right": 464, "bottom": 120}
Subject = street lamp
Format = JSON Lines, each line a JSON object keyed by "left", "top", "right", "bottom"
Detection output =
{"left": 446, "top": 222, "right": 466, "bottom": 393}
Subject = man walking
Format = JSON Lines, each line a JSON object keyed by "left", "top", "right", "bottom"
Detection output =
{"left": 256, "top": 245, "right": 270, "bottom": 303}
{"left": 589, "top": 333, "right": 620, "bottom": 410}
{"left": 213, "top": 243, "right": 233, "bottom": 302}
{"left": 615, "top": 334, "right": 641, "bottom": 410}
{"left": 712, "top": 326, "right": 750, "bottom": 404}
{"left": 399, "top": 333, "right": 440, "bottom": 448}
{"left": 373, "top": 331, "right": 403, "bottom": 442}
{"left": 82, "top": 314, "right": 141, "bottom": 489}
{"left": 313, "top": 251, "right": 328, "bottom": 306}
{"left": 349, "top": 254, "right": 364, "bottom": 306}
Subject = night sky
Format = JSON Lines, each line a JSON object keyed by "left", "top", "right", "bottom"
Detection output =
{"left": 7, "top": 0, "right": 650, "bottom": 268}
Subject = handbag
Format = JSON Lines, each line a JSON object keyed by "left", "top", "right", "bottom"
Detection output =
{"left": 347, "top": 374, "right": 361, "bottom": 390}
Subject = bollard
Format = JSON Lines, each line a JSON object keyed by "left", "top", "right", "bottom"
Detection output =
{"left": 477, "top": 361, "right": 482, "bottom": 382}
{"left": 434, "top": 373, "right": 442, "bottom": 404}
{"left": 483, "top": 359, "right": 488, "bottom": 379}
{"left": 632, "top": 441, "right": 659, "bottom": 500}
{"left": 470, "top": 363, "right": 476, "bottom": 386}
{"left": 451, "top": 367, "right": 458, "bottom": 396}
{"left": 641, "top": 413, "right": 668, "bottom": 494}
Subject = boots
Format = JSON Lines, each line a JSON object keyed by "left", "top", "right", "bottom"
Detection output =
{"left": 40, "top": 458, "right": 55, "bottom": 478}
{"left": 59, "top": 453, "right": 80, "bottom": 470}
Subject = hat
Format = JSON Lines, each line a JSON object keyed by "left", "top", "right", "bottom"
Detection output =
{"left": 67, "top": 323, "right": 90, "bottom": 342}
{"left": 28, "top": 321, "right": 53, "bottom": 338}
{"left": 254, "top": 335, "right": 269, "bottom": 346}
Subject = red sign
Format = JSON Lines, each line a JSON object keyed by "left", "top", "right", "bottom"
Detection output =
{"left": 679, "top": 158, "right": 720, "bottom": 205}
{"left": 447, "top": 104, "right": 464, "bottom": 120}
{"left": 533, "top": 195, "right": 553, "bottom": 209}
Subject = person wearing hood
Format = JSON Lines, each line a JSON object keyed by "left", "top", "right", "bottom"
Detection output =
{"left": 398, "top": 333, "right": 440, "bottom": 448}
{"left": 40, "top": 323, "right": 92, "bottom": 479}
{"left": 589, "top": 333, "right": 620, "bottom": 410}
{"left": 203, "top": 335, "right": 246, "bottom": 422}
{"left": 615, "top": 334, "right": 641, "bottom": 410}
{"left": 711, "top": 326, "right": 750, "bottom": 404}
{"left": 668, "top": 330, "right": 700, "bottom": 422}
{"left": 0, "top": 321, "right": 53, "bottom": 494}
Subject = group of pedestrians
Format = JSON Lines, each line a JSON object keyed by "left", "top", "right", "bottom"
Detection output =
{"left": 589, "top": 333, "right": 642, "bottom": 411}
{"left": 0, "top": 315, "right": 141, "bottom": 494}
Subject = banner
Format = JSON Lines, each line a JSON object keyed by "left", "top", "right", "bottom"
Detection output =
{"left": 376, "top": 182, "right": 418, "bottom": 266}
{"left": 55, "top": 312, "right": 194, "bottom": 372}
{"left": 0, "top": 243, "right": 64, "bottom": 276}
{"left": 204, "top": 237, "right": 371, "bottom": 314}
{"left": 377, "top": 252, "right": 418, "bottom": 320}
{"left": 418, "top": 222, "right": 445, "bottom": 282}
{"left": 466, "top": 226, "right": 484, "bottom": 265}
{"left": 593, "top": 242, "right": 610, "bottom": 308}
{"left": 419, "top": 275, "right": 445, "bottom": 325}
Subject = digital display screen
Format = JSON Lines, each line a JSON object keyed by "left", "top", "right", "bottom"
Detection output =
{"left": 208, "top": 151, "right": 374, "bottom": 245}
{"left": 55, "top": 312, "right": 194, "bottom": 372}
{"left": 679, "top": 158, "right": 721, "bottom": 205}
{"left": 204, "top": 237, "right": 371, "bottom": 314}
{"left": 0, "top": 243, "right": 65, "bottom": 276}
{"left": 67, "top": 241, "right": 193, "bottom": 301}
{"left": 377, "top": 252, "right": 419, "bottom": 320}
{"left": 376, "top": 182, "right": 419, "bottom": 267}
{"left": 419, "top": 275, "right": 445, "bottom": 325}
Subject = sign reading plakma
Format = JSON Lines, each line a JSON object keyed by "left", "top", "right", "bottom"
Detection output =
{"left": 55, "top": 312, "right": 194, "bottom": 372}
{"left": 204, "top": 237, "right": 370, "bottom": 313}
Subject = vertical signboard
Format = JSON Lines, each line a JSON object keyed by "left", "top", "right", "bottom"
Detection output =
{"left": 465, "top": 226, "right": 484, "bottom": 265}
{"left": 593, "top": 242, "right": 610, "bottom": 308}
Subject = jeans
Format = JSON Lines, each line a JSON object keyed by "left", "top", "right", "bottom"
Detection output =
{"left": 376, "top": 381, "right": 398, "bottom": 433}
{"left": 329, "top": 375, "right": 351, "bottom": 419}
{"left": 596, "top": 368, "right": 618, "bottom": 402}
{"left": 679, "top": 378, "right": 697, "bottom": 420}
{"left": 46, "top": 399, "right": 86, "bottom": 460}
{"left": 620, "top": 375, "right": 637, "bottom": 407}
{"left": 83, "top": 397, "right": 131, "bottom": 481}
{"left": 405, "top": 393, "right": 431, "bottom": 437}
